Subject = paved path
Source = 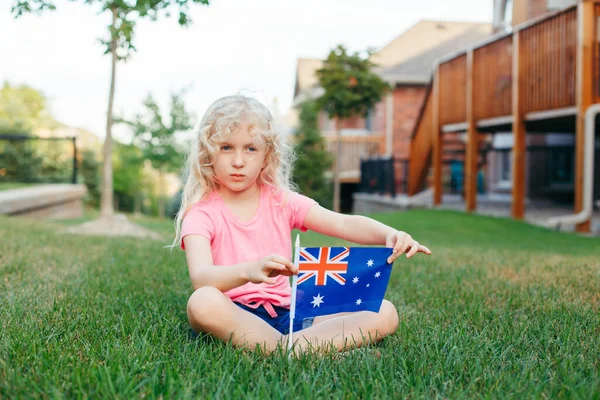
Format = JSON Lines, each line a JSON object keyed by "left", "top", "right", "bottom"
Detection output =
{"left": 439, "top": 194, "right": 600, "bottom": 235}
{"left": 0, "top": 184, "right": 86, "bottom": 217}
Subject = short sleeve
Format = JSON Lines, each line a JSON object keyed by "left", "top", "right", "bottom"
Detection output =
{"left": 288, "top": 191, "right": 318, "bottom": 232}
{"left": 180, "top": 207, "right": 215, "bottom": 249}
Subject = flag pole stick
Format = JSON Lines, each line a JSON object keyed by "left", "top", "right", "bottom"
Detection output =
{"left": 287, "top": 234, "right": 300, "bottom": 357}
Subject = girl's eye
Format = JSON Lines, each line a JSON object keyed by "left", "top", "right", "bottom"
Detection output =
{"left": 221, "top": 145, "right": 232, "bottom": 151}
{"left": 247, "top": 147, "right": 257, "bottom": 152}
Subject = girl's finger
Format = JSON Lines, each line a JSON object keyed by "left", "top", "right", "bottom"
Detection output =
{"left": 406, "top": 242, "right": 419, "bottom": 258}
{"left": 420, "top": 245, "right": 432, "bottom": 255}
{"left": 266, "top": 261, "right": 286, "bottom": 271}
{"left": 398, "top": 235, "right": 411, "bottom": 254}
{"left": 273, "top": 256, "right": 297, "bottom": 274}
{"left": 288, "top": 263, "right": 298, "bottom": 275}
{"left": 387, "top": 252, "right": 398, "bottom": 264}
{"left": 393, "top": 234, "right": 406, "bottom": 254}
{"left": 274, "top": 255, "right": 295, "bottom": 269}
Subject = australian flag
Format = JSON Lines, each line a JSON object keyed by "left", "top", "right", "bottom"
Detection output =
{"left": 293, "top": 247, "right": 394, "bottom": 320}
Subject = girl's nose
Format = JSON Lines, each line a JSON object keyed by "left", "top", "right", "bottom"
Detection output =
{"left": 232, "top": 152, "right": 245, "bottom": 167}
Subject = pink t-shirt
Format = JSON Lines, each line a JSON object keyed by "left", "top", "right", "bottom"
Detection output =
{"left": 181, "top": 185, "right": 317, "bottom": 317}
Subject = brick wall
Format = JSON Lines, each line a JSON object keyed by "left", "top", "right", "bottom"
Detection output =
{"left": 317, "top": 112, "right": 366, "bottom": 133}
{"left": 391, "top": 86, "right": 427, "bottom": 159}
{"left": 372, "top": 101, "right": 386, "bottom": 133}
{"left": 513, "top": 0, "right": 576, "bottom": 27}
{"left": 338, "top": 116, "right": 365, "bottom": 130}
{"left": 527, "top": 0, "right": 550, "bottom": 20}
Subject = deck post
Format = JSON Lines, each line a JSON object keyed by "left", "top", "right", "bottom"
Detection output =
{"left": 465, "top": 49, "right": 478, "bottom": 212}
{"left": 512, "top": 30, "right": 526, "bottom": 220}
{"left": 432, "top": 67, "right": 443, "bottom": 205}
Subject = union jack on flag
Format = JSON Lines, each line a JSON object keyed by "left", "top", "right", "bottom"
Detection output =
{"left": 297, "top": 247, "right": 349, "bottom": 286}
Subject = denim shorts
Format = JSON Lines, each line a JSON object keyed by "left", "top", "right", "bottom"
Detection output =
{"left": 235, "top": 303, "right": 314, "bottom": 335}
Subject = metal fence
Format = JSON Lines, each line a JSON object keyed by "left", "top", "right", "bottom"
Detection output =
{"left": 0, "top": 134, "right": 78, "bottom": 184}
{"left": 359, "top": 157, "right": 409, "bottom": 197}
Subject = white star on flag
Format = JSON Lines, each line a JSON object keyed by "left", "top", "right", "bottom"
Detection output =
{"left": 366, "top": 259, "right": 374, "bottom": 267}
{"left": 352, "top": 276, "right": 359, "bottom": 284}
{"left": 366, "top": 283, "right": 370, "bottom": 287}
{"left": 311, "top": 293, "right": 324, "bottom": 308}
{"left": 375, "top": 271, "right": 381, "bottom": 278}
{"left": 356, "top": 298, "right": 362, "bottom": 305}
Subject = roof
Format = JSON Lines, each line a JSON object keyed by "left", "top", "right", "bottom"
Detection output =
{"left": 291, "top": 20, "right": 492, "bottom": 105}
{"left": 376, "top": 23, "right": 493, "bottom": 85}
{"left": 370, "top": 20, "right": 492, "bottom": 68}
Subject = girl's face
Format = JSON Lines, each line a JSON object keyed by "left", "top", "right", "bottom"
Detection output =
{"left": 213, "top": 122, "right": 267, "bottom": 197}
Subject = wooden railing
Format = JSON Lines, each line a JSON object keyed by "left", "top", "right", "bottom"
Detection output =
{"left": 324, "top": 135, "right": 385, "bottom": 177}
{"left": 437, "top": 6, "right": 580, "bottom": 124}
{"left": 520, "top": 8, "right": 578, "bottom": 113}
{"left": 473, "top": 35, "right": 513, "bottom": 120}
{"left": 439, "top": 55, "right": 467, "bottom": 125}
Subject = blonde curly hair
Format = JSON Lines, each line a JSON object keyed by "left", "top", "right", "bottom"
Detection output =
{"left": 172, "top": 94, "right": 297, "bottom": 248}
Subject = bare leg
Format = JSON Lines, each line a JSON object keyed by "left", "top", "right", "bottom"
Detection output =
{"left": 187, "top": 287, "right": 399, "bottom": 355}
{"left": 187, "top": 286, "right": 285, "bottom": 352}
{"left": 288, "top": 300, "right": 399, "bottom": 355}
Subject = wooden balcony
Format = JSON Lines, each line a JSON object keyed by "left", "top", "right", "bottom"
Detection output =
{"left": 408, "top": 0, "right": 600, "bottom": 232}
{"left": 324, "top": 135, "right": 386, "bottom": 183}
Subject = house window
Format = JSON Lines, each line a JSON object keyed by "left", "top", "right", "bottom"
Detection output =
{"left": 492, "top": 133, "right": 513, "bottom": 189}
{"left": 499, "top": 150, "right": 512, "bottom": 182}
{"left": 365, "top": 109, "right": 373, "bottom": 131}
{"left": 547, "top": 149, "right": 574, "bottom": 184}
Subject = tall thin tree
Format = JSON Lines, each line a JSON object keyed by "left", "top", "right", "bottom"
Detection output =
{"left": 316, "top": 45, "right": 389, "bottom": 212}
{"left": 11, "top": 0, "right": 209, "bottom": 217}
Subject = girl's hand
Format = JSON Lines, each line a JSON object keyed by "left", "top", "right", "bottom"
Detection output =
{"left": 386, "top": 230, "right": 432, "bottom": 263}
{"left": 247, "top": 254, "right": 298, "bottom": 285}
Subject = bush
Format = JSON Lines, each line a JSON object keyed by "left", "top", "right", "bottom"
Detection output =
{"left": 0, "top": 141, "right": 44, "bottom": 182}
{"left": 293, "top": 100, "right": 333, "bottom": 209}
{"left": 79, "top": 150, "right": 101, "bottom": 206}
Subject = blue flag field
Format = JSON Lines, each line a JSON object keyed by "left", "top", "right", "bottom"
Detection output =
{"left": 293, "top": 247, "right": 394, "bottom": 321}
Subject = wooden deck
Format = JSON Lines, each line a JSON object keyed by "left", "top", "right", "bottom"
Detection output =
{"left": 408, "top": 0, "right": 600, "bottom": 232}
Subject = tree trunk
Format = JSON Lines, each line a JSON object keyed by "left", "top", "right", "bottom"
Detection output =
{"left": 101, "top": 7, "right": 118, "bottom": 217}
{"left": 333, "top": 118, "right": 341, "bottom": 213}
{"left": 158, "top": 166, "right": 166, "bottom": 219}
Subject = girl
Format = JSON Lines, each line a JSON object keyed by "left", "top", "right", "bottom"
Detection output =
{"left": 174, "top": 95, "right": 431, "bottom": 355}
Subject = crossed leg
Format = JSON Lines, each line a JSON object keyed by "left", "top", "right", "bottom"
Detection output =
{"left": 187, "top": 286, "right": 399, "bottom": 354}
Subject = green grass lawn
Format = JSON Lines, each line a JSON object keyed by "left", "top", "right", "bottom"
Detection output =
{"left": 0, "top": 182, "right": 38, "bottom": 191}
{"left": 1, "top": 210, "right": 599, "bottom": 398}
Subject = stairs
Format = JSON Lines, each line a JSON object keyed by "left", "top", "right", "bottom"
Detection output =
{"left": 407, "top": 83, "right": 488, "bottom": 195}
{"left": 407, "top": 86, "right": 433, "bottom": 195}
